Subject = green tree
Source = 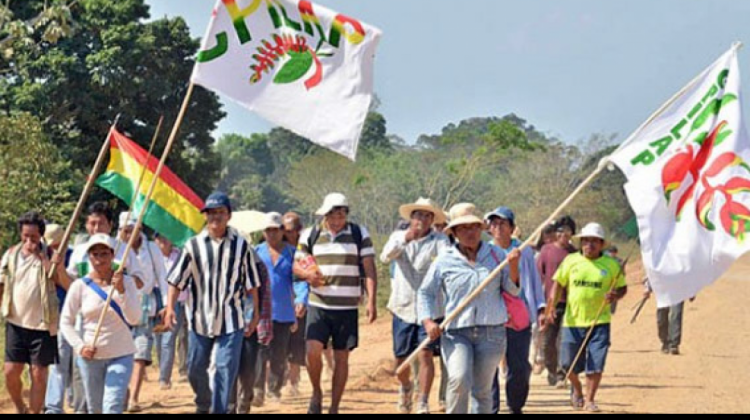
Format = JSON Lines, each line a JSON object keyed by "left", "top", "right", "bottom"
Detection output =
{"left": 0, "top": 113, "right": 76, "bottom": 248}
{"left": 1, "top": 0, "right": 225, "bottom": 206}
{"left": 216, "top": 133, "right": 274, "bottom": 210}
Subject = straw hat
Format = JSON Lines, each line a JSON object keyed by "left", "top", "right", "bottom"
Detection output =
{"left": 399, "top": 198, "right": 447, "bottom": 225}
{"left": 445, "top": 203, "right": 487, "bottom": 236}
{"left": 44, "top": 224, "right": 64, "bottom": 248}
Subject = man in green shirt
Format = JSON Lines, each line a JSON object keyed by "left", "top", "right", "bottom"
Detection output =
{"left": 543, "top": 223, "right": 627, "bottom": 413}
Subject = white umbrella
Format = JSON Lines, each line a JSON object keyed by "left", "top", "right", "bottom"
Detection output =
{"left": 229, "top": 210, "right": 267, "bottom": 240}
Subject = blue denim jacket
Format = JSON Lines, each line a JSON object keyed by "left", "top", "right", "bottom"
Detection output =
{"left": 418, "top": 243, "right": 521, "bottom": 331}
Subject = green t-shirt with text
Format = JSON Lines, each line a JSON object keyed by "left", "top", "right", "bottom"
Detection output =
{"left": 554, "top": 253, "right": 626, "bottom": 328}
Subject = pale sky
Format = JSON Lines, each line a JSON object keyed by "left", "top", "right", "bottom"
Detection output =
{"left": 146, "top": 0, "right": 750, "bottom": 144}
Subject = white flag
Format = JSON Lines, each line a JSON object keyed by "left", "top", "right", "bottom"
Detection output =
{"left": 610, "top": 45, "right": 749, "bottom": 308}
{"left": 192, "top": 0, "right": 382, "bottom": 160}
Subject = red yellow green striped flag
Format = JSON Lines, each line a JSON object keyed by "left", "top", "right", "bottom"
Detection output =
{"left": 96, "top": 129, "right": 205, "bottom": 247}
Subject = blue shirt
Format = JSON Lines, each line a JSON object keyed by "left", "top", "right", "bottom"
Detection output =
{"left": 492, "top": 239, "right": 546, "bottom": 325}
{"left": 256, "top": 243, "right": 298, "bottom": 323}
{"left": 418, "top": 242, "right": 521, "bottom": 331}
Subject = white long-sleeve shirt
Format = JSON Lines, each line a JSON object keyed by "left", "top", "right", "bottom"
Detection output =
{"left": 60, "top": 276, "right": 142, "bottom": 360}
{"left": 381, "top": 230, "right": 451, "bottom": 324}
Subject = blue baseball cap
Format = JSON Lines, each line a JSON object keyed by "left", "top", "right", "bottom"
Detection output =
{"left": 202, "top": 192, "right": 232, "bottom": 213}
{"left": 484, "top": 207, "right": 515, "bottom": 226}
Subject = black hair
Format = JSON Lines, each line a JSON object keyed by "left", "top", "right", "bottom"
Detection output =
{"left": 554, "top": 215, "right": 577, "bottom": 235}
{"left": 18, "top": 212, "right": 46, "bottom": 236}
{"left": 87, "top": 202, "right": 114, "bottom": 224}
{"left": 536, "top": 224, "right": 557, "bottom": 251}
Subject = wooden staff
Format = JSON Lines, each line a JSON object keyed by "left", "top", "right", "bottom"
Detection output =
{"left": 112, "top": 115, "right": 165, "bottom": 252}
{"left": 92, "top": 84, "right": 195, "bottom": 347}
{"left": 46, "top": 115, "right": 121, "bottom": 282}
{"left": 397, "top": 54, "right": 713, "bottom": 374}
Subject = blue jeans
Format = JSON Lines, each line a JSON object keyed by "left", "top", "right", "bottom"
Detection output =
{"left": 442, "top": 326, "right": 507, "bottom": 414}
{"left": 45, "top": 336, "right": 74, "bottom": 414}
{"left": 188, "top": 330, "right": 244, "bottom": 414}
{"left": 158, "top": 303, "right": 186, "bottom": 384}
{"left": 492, "top": 327, "right": 532, "bottom": 414}
{"left": 77, "top": 355, "right": 134, "bottom": 414}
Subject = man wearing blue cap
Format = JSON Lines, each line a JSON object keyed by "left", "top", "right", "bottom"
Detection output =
{"left": 485, "top": 207, "right": 546, "bottom": 415}
{"left": 163, "top": 192, "right": 262, "bottom": 414}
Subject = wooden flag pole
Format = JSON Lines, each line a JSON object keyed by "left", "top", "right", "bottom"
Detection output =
{"left": 397, "top": 165, "right": 609, "bottom": 375}
{"left": 46, "top": 115, "right": 121, "bottom": 282}
{"left": 93, "top": 84, "right": 195, "bottom": 347}
{"left": 397, "top": 51, "right": 716, "bottom": 375}
{"left": 112, "top": 115, "right": 165, "bottom": 252}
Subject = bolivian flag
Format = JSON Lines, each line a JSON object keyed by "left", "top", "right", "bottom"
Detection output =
{"left": 97, "top": 129, "right": 205, "bottom": 247}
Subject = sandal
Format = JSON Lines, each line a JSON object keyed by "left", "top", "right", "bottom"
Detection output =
{"left": 570, "top": 392, "right": 585, "bottom": 411}
{"left": 585, "top": 402, "right": 601, "bottom": 413}
{"left": 308, "top": 397, "right": 323, "bottom": 415}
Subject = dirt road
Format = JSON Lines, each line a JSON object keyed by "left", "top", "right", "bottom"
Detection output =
{"left": 3, "top": 256, "right": 750, "bottom": 414}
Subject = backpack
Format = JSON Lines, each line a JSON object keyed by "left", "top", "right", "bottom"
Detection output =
{"left": 307, "top": 223, "right": 366, "bottom": 279}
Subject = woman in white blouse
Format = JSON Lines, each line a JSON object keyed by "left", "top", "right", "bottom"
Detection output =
{"left": 60, "top": 234, "right": 142, "bottom": 414}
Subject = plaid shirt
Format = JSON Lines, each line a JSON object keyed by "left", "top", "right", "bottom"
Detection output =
{"left": 255, "top": 259, "right": 274, "bottom": 346}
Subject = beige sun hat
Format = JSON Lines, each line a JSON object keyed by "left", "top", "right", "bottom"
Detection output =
{"left": 399, "top": 198, "right": 448, "bottom": 226}
{"left": 316, "top": 193, "right": 349, "bottom": 217}
{"left": 44, "top": 224, "right": 64, "bottom": 248}
{"left": 444, "top": 203, "right": 487, "bottom": 236}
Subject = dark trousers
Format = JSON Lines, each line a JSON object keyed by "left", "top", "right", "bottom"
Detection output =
{"left": 657, "top": 302, "right": 684, "bottom": 350}
{"left": 492, "top": 327, "right": 532, "bottom": 414}
{"left": 229, "top": 334, "right": 261, "bottom": 415}
{"left": 542, "top": 303, "right": 566, "bottom": 381}
{"left": 254, "top": 322, "right": 294, "bottom": 399}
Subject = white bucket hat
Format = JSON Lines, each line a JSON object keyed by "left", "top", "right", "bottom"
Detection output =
{"left": 445, "top": 203, "right": 487, "bottom": 236}
{"left": 575, "top": 223, "right": 609, "bottom": 246}
{"left": 316, "top": 193, "right": 349, "bottom": 217}
{"left": 399, "top": 198, "right": 448, "bottom": 226}
{"left": 86, "top": 234, "right": 116, "bottom": 253}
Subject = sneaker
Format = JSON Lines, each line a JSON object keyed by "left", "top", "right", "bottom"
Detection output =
{"left": 661, "top": 344, "right": 670, "bottom": 354}
{"left": 416, "top": 400, "right": 430, "bottom": 415}
{"left": 160, "top": 381, "right": 172, "bottom": 391}
{"left": 547, "top": 373, "right": 558, "bottom": 387}
{"left": 398, "top": 386, "right": 414, "bottom": 414}
{"left": 670, "top": 347, "right": 680, "bottom": 356}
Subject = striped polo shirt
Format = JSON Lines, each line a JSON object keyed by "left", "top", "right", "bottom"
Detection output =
{"left": 298, "top": 224, "right": 376, "bottom": 311}
{"left": 167, "top": 228, "right": 260, "bottom": 338}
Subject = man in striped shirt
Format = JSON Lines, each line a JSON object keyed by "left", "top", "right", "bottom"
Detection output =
{"left": 163, "top": 192, "right": 261, "bottom": 415}
{"left": 295, "top": 193, "right": 378, "bottom": 415}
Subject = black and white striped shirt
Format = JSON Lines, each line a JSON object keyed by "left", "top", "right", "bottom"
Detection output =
{"left": 167, "top": 228, "right": 260, "bottom": 338}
